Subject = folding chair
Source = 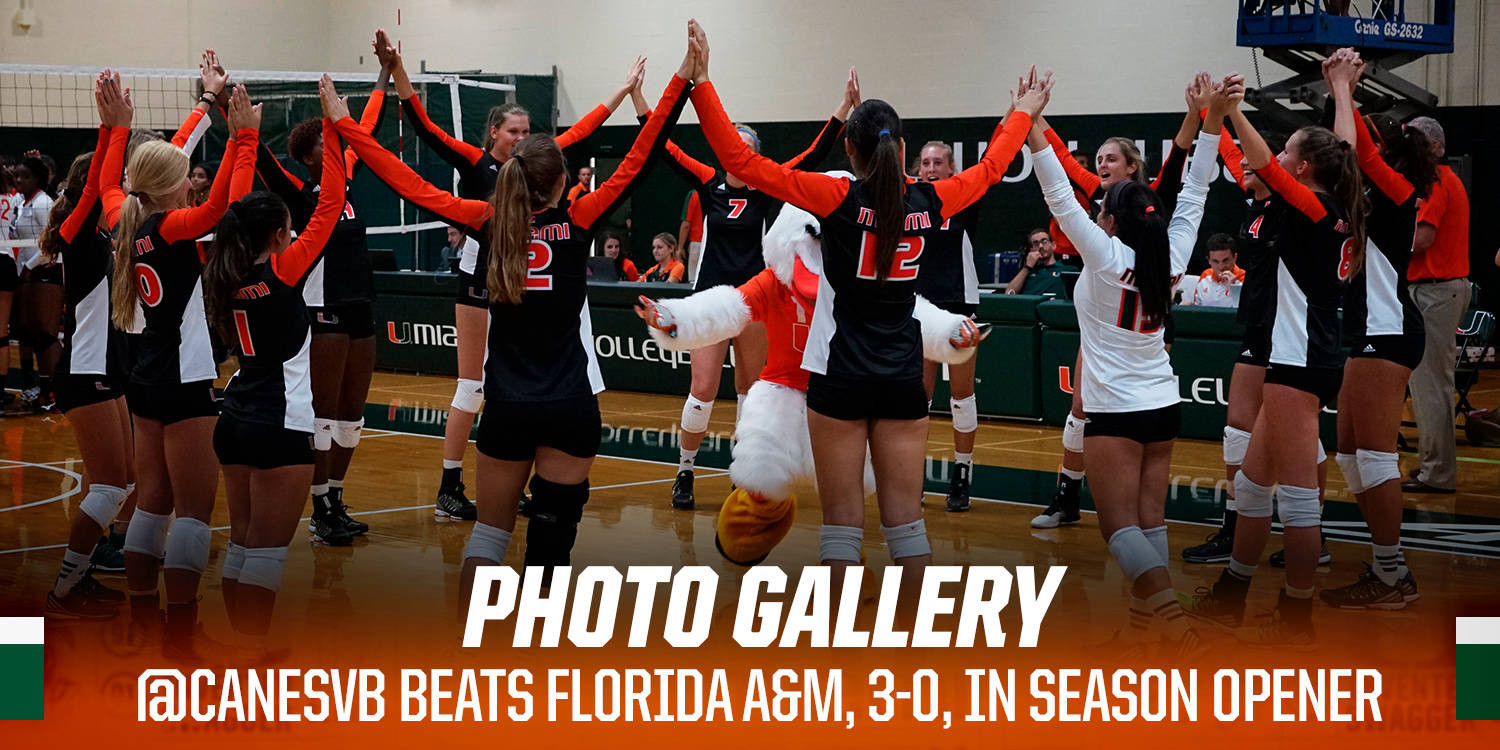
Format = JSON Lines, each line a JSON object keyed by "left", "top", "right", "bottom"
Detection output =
{"left": 1454, "top": 308, "right": 1495, "bottom": 415}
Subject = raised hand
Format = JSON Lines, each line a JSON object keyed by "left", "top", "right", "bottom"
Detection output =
{"left": 200, "top": 49, "right": 228, "bottom": 97}
{"left": 373, "top": 28, "right": 400, "bottom": 68}
{"left": 1188, "top": 71, "right": 1214, "bottom": 112}
{"left": 319, "top": 75, "right": 350, "bottom": 121}
{"left": 96, "top": 70, "right": 133, "bottom": 128}
{"left": 689, "top": 18, "right": 709, "bottom": 84}
{"left": 634, "top": 295, "right": 677, "bottom": 335}
{"left": 1011, "top": 66, "right": 1053, "bottom": 119}
{"left": 624, "top": 55, "right": 647, "bottom": 91}
{"left": 226, "top": 83, "right": 262, "bottom": 133}
{"left": 836, "top": 67, "right": 861, "bottom": 120}
{"left": 1209, "top": 73, "right": 1245, "bottom": 116}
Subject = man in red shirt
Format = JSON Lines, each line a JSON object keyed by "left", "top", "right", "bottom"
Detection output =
{"left": 1403, "top": 116, "right": 1470, "bottom": 494}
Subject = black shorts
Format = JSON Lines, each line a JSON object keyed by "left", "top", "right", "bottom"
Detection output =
{"left": 1264, "top": 364, "right": 1343, "bottom": 408}
{"left": 455, "top": 271, "right": 489, "bottom": 309}
{"left": 0, "top": 255, "right": 16, "bottom": 292}
{"left": 54, "top": 373, "right": 124, "bottom": 413}
{"left": 806, "top": 372, "right": 930, "bottom": 421}
{"left": 1237, "top": 324, "right": 1272, "bottom": 367}
{"left": 213, "top": 415, "right": 315, "bottom": 469}
{"left": 477, "top": 396, "right": 601, "bottom": 461}
{"left": 1084, "top": 403, "right": 1181, "bottom": 444}
{"left": 310, "top": 302, "right": 376, "bottom": 339}
{"left": 1350, "top": 332, "right": 1424, "bottom": 371}
{"left": 22, "top": 261, "right": 63, "bottom": 286}
{"left": 127, "top": 380, "right": 220, "bottom": 424}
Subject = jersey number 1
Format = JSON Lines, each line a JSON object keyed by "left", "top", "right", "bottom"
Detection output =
{"left": 855, "top": 233, "right": 924, "bottom": 281}
{"left": 232, "top": 309, "right": 256, "bottom": 356}
{"left": 1116, "top": 289, "right": 1163, "bottom": 333}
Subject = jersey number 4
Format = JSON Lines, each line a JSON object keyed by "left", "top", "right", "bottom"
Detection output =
{"left": 855, "top": 233, "right": 924, "bottom": 281}
{"left": 527, "top": 240, "right": 554, "bottom": 290}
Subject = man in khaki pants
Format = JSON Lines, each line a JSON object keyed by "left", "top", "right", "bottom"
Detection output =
{"left": 1403, "top": 117, "right": 1470, "bottom": 494}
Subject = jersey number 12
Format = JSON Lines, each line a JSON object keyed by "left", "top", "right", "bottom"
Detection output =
{"left": 855, "top": 233, "right": 924, "bottom": 281}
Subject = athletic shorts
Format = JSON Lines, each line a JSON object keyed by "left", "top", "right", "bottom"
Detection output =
{"left": 806, "top": 372, "right": 930, "bottom": 421}
{"left": 477, "top": 396, "right": 601, "bottom": 461}
{"left": 127, "top": 379, "right": 220, "bottom": 424}
{"left": 310, "top": 302, "right": 375, "bottom": 339}
{"left": 213, "top": 415, "right": 315, "bottom": 469}
{"left": 455, "top": 271, "right": 489, "bottom": 309}
{"left": 23, "top": 261, "right": 63, "bottom": 286}
{"left": 1163, "top": 315, "right": 1176, "bottom": 347}
{"left": 0, "top": 255, "right": 16, "bottom": 292}
{"left": 1237, "top": 323, "right": 1272, "bottom": 367}
{"left": 54, "top": 373, "right": 124, "bottom": 413}
{"left": 929, "top": 300, "right": 978, "bottom": 317}
{"left": 1264, "top": 363, "right": 1343, "bottom": 408}
{"left": 1350, "top": 332, "right": 1424, "bottom": 371}
{"left": 1084, "top": 403, "right": 1181, "bottom": 444}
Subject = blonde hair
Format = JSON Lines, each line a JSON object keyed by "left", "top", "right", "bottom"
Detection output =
{"left": 111, "top": 141, "right": 189, "bottom": 330}
{"left": 487, "top": 134, "right": 564, "bottom": 305}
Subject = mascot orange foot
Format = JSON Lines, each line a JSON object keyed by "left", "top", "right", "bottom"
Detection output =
{"left": 715, "top": 488, "right": 797, "bottom": 566}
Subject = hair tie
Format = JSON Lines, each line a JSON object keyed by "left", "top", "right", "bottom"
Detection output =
{"left": 1339, "top": 141, "right": 1351, "bottom": 152}
{"left": 1144, "top": 205, "right": 1157, "bottom": 214}
{"left": 511, "top": 152, "right": 525, "bottom": 167}
{"left": 878, "top": 128, "right": 891, "bottom": 138}
{"left": 128, "top": 190, "right": 142, "bottom": 198}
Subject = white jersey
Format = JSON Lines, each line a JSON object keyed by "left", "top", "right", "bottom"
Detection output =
{"left": 12, "top": 191, "right": 53, "bottom": 267}
{"left": 0, "top": 193, "right": 20, "bottom": 259}
{"left": 1034, "top": 130, "right": 1222, "bottom": 413}
{"left": 458, "top": 235, "right": 481, "bottom": 275}
{"left": 1186, "top": 270, "right": 1242, "bottom": 308}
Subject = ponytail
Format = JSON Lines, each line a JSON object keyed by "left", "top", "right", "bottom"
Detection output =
{"left": 1103, "top": 180, "right": 1172, "bottom": 322}
{"left": 203, "top": 192, "right": 290, "bottom": 347}
{"left": 110, "top": 195, "right": 147, "bottom": 330}
{"left": 1368, "top": 113, "right": 1438, "bottom": 200}
{"left": 846, "top": 99, "right": 906, "bottom": 282}
{"left": 486, "top": 134, "right": 565, "bottom": 304}
{"left": 111, "top": 140, "right": 189, "bottom": 330}
{"left": 37, "top": 151, "right": 93, "bottom": 263}
{"left": 1296, "top": 126, "right": 1368, "bottom": 277}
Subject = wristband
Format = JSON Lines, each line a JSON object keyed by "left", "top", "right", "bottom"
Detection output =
{"left": 199, "top": 92, "right": 218, "bottom": 105}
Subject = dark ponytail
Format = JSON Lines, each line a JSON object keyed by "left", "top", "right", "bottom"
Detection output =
{"left": 1296, "top": 126, "right": 1368, "bottom": 276}
{"left": 1103, "top": 180, "right": 1172, "bottom": 322}
{"left": 203, "top": 192, "right": 290, "bottom": 348}
{"left": 1368, "top": 113, "right": 1438, "bottom": 200}
{"left": 37, "top": 151, "right": 93, "bottom": 263}
{"left": 846, "top": 99, "right": 906, "bottom": 283}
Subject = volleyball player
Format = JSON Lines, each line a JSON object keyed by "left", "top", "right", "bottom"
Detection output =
{"left": 634, "top": 72, "right": 853, "bottom": 509}
{"left": 1183, "top": 85, "right": 1365, "bottom": 645}
{"left": 10, "top": 152, "right": 56, "bottom": 411}
{"left": 205, "top": 80, "right": 345, "bottom": 641}
{"left": 686, "top": 20, "right": 1046, "bottom": 611}
{"left": 40, "top": 72, "right": 135, "bottom": 618}
{"left": 1028, "top": 74, "right": 1232, "bottom": 650}
{"left": 0, "top": 164, "right": 15, "bottom": 408}
{"left": 1319, "top": 49, "right": 1430, "bottom": 609}
{"left": 378, "top": 29, "right": 644, "bottom": 520}
{"left": 328, "top": 29, "right": 696, "bottom": 595}
{"left": 116, "top": 83, "right": 260, "bottom": 659}
{"left": 254, "top": 37, "right": 392, "bottom": 542}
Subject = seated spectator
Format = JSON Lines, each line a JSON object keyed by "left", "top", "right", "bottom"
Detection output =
{"left": 566, "top": 166, "right": 594, "bottom": 202}
{"left": 1181, "top": 233, "right": 1243, "bottom": 307}
{"left": 595, "top": 232, "right": 639, "bottom": 281}
{"left": 1005, "top": 228, "right": 1067, "bottom": 296}
{"left": 640, "top": 232, "right": 685, "bottom": 283}
{"left": 441, "top": 226, "right": 477, "bottom": 274}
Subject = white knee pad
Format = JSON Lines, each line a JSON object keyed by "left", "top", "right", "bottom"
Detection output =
{"left": 463, "top": 522, "right": 513, "bottom": 564}
{"left": 313, "top": 418, "right": 334, "bottom": 451}
{"left": 1143, "top": 525, "right": 1169, "bottom": 565}
{"left": 819, "top": 525, "right": 863, "bottom": 563}
{"left": 239, "top": 546, "right": 290, "bottom": 593}
{"left": 1234, "top": 473, "right": 1274, "bottom": 519}
{"left": 1356, "top": 449, "right": 1400, "bottom": 489}
{"left": 1334, "top": 452, "right": 1365, "bottom": 495}
{"left": 332, "top": 418, "right": 364, "bottom": 449}
{"left": 79, "top": 483, "right": 129, "bottom": 530}
{"left": 1223, "top": 426, "right": 1251, "bottom": 466}
{"left": 880, "top": 519, "right": 932, "bottom": 561}
{"left": 1062, "top": 414, "right": 1086, "bottom": 454}
{"left": 1107, "top": 525, "right": 1165, "bottom": 583}
{"left": 451, "top": 378, "right": 484, "bottom": 413}
{"left": 1275, "top": 485, "right": 1322, "bottom": 528}
{"left": 123, "top": 508, "right": 172, "bottom": 558}
{"left": 681, "top": 394, "right": 713, "bottom": 433}
{"left": 163, "top": 517, "right": 212, "bottom": 574}
{"left": 950, "top": 395, "right": 978, "bottom": 434}
{"left": 222, "top": 541, "right": 246, "bottom": 580}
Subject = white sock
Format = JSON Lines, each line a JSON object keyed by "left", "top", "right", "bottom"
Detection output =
{"left": 1284, "top": 584, "right": 1314, "bottom": 600}
{"left": 311, "top": 482, "right": 329, "bottom": 497}
{"left": 1227, "top": 558, "right": 1257, "bottom": 580}
{"left": 442, "top": 458, "right": 463, "bottom": 470}
{"left": 1060, "top": 467, "right": 1084, "bottom": 481}
{"left": 1127, "top": 596, "right": 1152, "bottom": 640}
{"left": 328, "top": 478, "right": 343, "bottom": 491}
{"left": 954, "top": 452, "right": 973, "bottom": 467}
{"left": 1145, "top": 588, "right": 1190, "bottom": 639}
{"left": 54, "top": 549, "right": 91, "bottom": 597}
{"left": 1372, "top": 543, "right": 1402, "bottom": 586}
{"left": 679, "top": 448, "right": 698, "bottom": 473}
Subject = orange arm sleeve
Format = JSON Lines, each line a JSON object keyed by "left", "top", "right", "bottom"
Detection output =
{"left": 170, "top": 108, "right": 207, "bottom": 149}
{"left": 334, "top": 115, "right": 491, "bottom": 231}
{"left": 932, "top": 112, "right": 1032, "bottom": 220}
{"left": 228, "top": 132, "right": 259, "bottom": 202}
{"left": 1218, "top": 133, "right": 1247, "bottom": 189}
{"left": 1045, "top": 127, "right": 1101, "bottom": 198}
{"left": 555, "top": 104, "right": 611, "bottom": 150}
{"left": 274, "top": 120, "right": 346, "bottom": 286}
{"left": 569, "top": 75, "right": 692, "bottom": 230}
{"left": 691, "top": 82, "right": 848, "bottom": 218}
{"left": 159, "top": 130, "right": 255, "bottom": 243}
{"left": 100, "top": 127, "right": 129, "bottom": 227}
{"left": 664, "top": 140, "right": 718, "bottom": 187}
{"left": 1353, "top": 112, "right": 1415, "bottom": 204}
{"left": 1256, "top": 158, "right": 1328, "bottom": 223}
{"left": 59, "top": 127, "right": 110, "bottom": 243}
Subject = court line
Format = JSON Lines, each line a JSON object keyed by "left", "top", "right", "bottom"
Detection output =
{"left": 0, "top": 460, "right": 84, "bottom": 513}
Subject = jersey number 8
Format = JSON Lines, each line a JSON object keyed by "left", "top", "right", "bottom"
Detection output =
{"left": 527, "top": 239, "right": 554, "bottom": 290}
{"left": 855, "top": 233, "right": 924, "bottom": 281}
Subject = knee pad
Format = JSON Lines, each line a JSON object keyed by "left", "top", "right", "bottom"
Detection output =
{"left": 1334, "top": 452, "right": 1365, "bottom": 495}
{"left": 451, "top": 378, "right": 484, "bottom": 413}
{"left": 950, "top": 395, "right": 978, "bottom": 434}
{"left": 123, "top": 508, "right": 172, "bottom": 558}
{"left": 1275, "top": 485, "right": 1322, "bottom": 528}
{"left": 163, "top": 517, "right": 212, "bottom": 574}
{"left": 523, "top": 476, "right": 589, "bottom": 581}
{"left": 1062, "top": 414, "right": 1085, "bottom": 454}
{"left": 681, "top": 394, "right": 713, "bottom": 434}
{"left": 1234, "top": 473, "right": 1274, "bottom": 519}
{"left": 819, "top": 524, "right": 863, "bottom": 564}
{"left": 880, "top": 519, "right": 932, "bottom": 561}
{"left": 332, "top": 418, "right": 364, "bottom": 449}
{"left": 79, "top": 483, "right": 129, "bottom": 530}
{"left": 222, "top": 542, "right": 246, "bottom": 580}
{"left": 313, "top": 418, "right": 334, "bottom": 451}
{"left": 1356, "top": 449, "right": 1400, "bottom": 489}
{"left": 1143, "top": 525, "right": 1169, "bottom": 565}
{"left": 1223, "top": 426, "right": 1251, "bottom": 466}
{"left": 1107, "top": 525, "right": 1165, "bottom": 583}
{"left": 463, "top": 522, "right": 513, "bottom": 565}
{"left": 238, "top": 547, "right": 289, "bottom": 593}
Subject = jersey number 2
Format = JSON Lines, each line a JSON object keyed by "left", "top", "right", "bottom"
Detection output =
{"left": 855, "top": 233, "right": 924, "bottom": 281}
{"left": 527, "top": 240, "right": 554, "bottom": 290}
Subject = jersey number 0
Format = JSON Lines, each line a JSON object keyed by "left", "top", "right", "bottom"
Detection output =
{"left": 855, "top": 233, "right": 924, "bottom": 281}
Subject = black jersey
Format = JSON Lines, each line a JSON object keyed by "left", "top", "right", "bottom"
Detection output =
{"left": 255, "top": 146, "right": 373, "bottom": 308}
{"left": 1235, "top": 195, "right": 1282, "bottom": 326}
{"left": 690, "top": 81, "right": 1033, "bottom": 382}
{"left": 56, "top": 126, "right": 128, "bottom": 380}
{"left": 1257, "top": 159, "right": 1351, "bottom": 370}
{"left": 916, "top": 201, "right": 981, "bottom": 307}
{"left": 1343, "top": 113, "right": 1425, "bottom": 343}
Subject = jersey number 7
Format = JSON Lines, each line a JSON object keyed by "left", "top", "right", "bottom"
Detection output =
{"left": 855, "top": 233, "right": 924, "bottom": 281}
